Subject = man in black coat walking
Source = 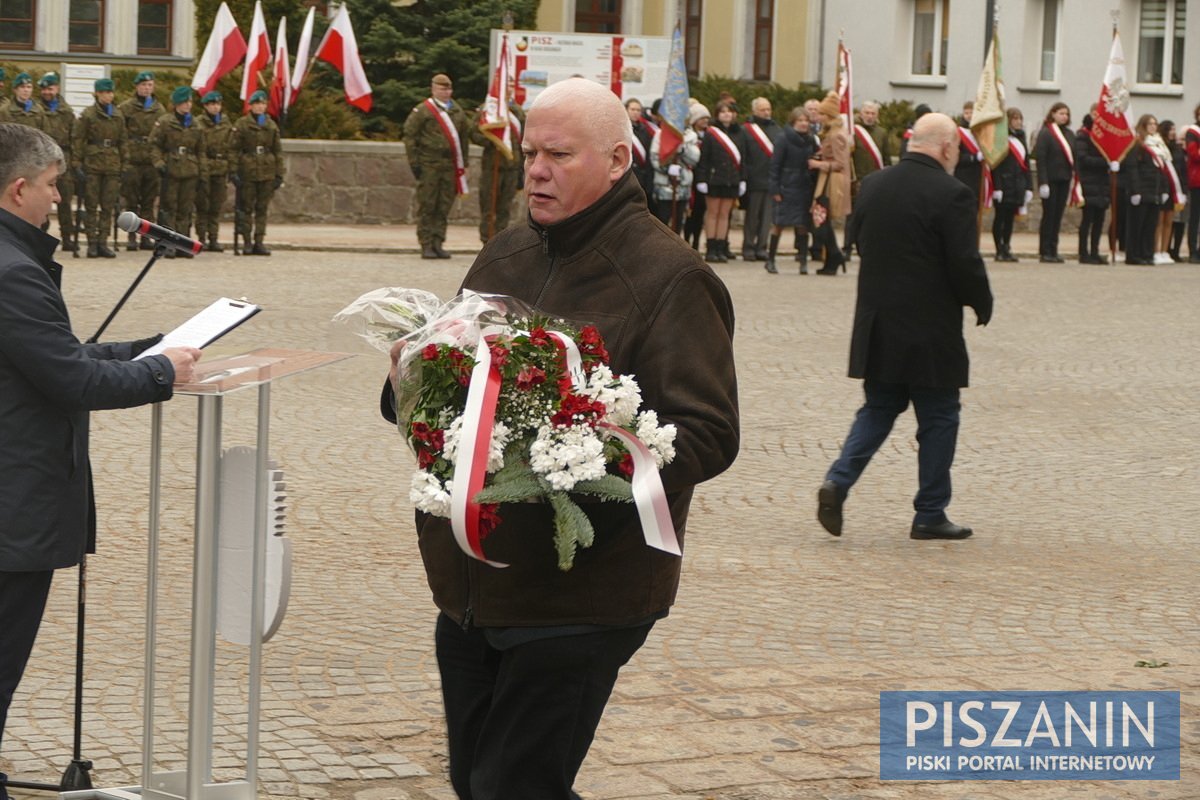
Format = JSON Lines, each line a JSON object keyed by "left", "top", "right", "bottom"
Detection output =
{"left": 816, "top": 113, "right": 993, "bottom": 541}
{"left": 0, "top": 124, "right": 200, "bottom": 792}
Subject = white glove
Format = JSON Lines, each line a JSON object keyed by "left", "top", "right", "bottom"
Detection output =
{"left": 1018, "top": 206, "right": 1027, "bottom": 215}
{"left": 667, "top": 164, "right": 681, "bottom": 178}
{"left": 696, "top": 182, "right": 708, "bottom": 194}
{"left": 738, "top": 180, "right": 747, "bottom": 197}
{"left": 1024, "top": 190, "right": 1033, "bottom": 206}
{"left": 1130, "top": 194, "right": 1142, "bottom": 206}
{"left": 1038, "top": 184, "right": 1050, "bottom": 199}
{"left": 976, "top": 151, "right": 985, "bottom": 162}
{"left": 1161, "top": 193, "right": 1170, "bottom": 205}
{"left": 1109, "top": 161, "right": 1121, "bottom": 172}
{"left": 992, "top": 190, "right": 1003, "bottom": 202}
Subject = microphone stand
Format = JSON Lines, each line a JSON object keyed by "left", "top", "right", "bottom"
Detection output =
{"left": 89, "top": 241, "right": 169, "bottom": 344}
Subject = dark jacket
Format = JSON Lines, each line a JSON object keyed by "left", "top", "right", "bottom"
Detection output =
{"left": 1074, "top": 127, "right": 1112, "bottom": 208}
{"left": 845, "top": 153, "right": 993, "bottom": 389}
{"left": 1123, "top": 142, "right": 1167, "bottom": 202}
{"left": 954, "top": 129, "right": 984, "bottom": 203}
{"left": 381, "top": 171, "right": 739, "bottom": 627}
{"left": 743, "top": 116, "right": 784, "bottom": 191}
{"left": 992, "top": 130, "right": 1033, "bottom": 207}
{"left": 768, "top": 125, "right": 817, "bottom": 227}
{"left": 0, "top": 209, "right": 175, "bottom": 571}
{"left": 695, "top": 122, "right": 748, "bottom": 189}
{"left": 630, "top": 119, "right": 656, "bottom": 199}
{"left": 1034, "top": 123, "right": 1076, "bottom": 184}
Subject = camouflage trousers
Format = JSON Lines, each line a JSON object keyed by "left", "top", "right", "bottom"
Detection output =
{"left": 237, "top": 179, "right": 275, "bottom": 244}
{"left": 83, "top": 172, "right": 121, "bottom": 245}
{"left": 477, "top": 154, "right": 520, "bottom": 243}
{"left": 415, "top": 166, "right": 457, "bottom": 247}
{"left": 160, "top": 176, "right": 197, "bottom": 238}
{"left": 194, "top": 174, "right": 229, "bottom": 242}
{"left": 122, "top": 163, "right": 160, "bottom": 227}
{"left": 54, "top": 172, "right": 77, "bottom": 243}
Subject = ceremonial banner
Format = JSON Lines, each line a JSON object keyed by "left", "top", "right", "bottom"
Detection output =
{"left": 658, "top": 24, "right": 689, "bottom": 161}
{"left": 837, "top": 41, "right": 853, "bottom": 134}
{"left": 971, "top": 32, "right": 1009, "bottom": 168}
{"left": 479, "top": 33, "right": 515, "bottom": 160}
{"left": 1092, "top": 31, "right": 1136, "bottom": 162}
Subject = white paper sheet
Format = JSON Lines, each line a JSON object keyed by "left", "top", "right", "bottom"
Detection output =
{"left": 136, "top": 297, "right": 261, "bottom": 359}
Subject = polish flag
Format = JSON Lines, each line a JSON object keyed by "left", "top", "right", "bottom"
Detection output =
{"left": 240, "top": 0, "right": 271, "bottom": 107}
{"left": 315, "top": 3, "right": 373, "bottom": 112}
{"left": 289, "top": 6, "right": 316, "bottom": 106}
{"left": 191, "top": 2, "right": 246, "bottom": 95}
{"left": 267, "top": 16, "right": 290, "bottom": 120}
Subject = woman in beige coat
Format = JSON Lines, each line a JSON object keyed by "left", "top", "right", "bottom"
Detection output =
{"left": 811, "top": 92, "right": 852, "bottom": 274}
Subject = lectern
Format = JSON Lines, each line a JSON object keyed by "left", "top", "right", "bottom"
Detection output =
{"left": 63, "top": 348, "right": 352, "bottom": 800}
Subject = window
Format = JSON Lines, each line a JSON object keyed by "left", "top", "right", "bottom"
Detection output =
{"left": 69, "top": 0, "right": 104, "bottom": 52}
{"left": 575, "top": 0, "right": 621, "bottom": 34}
{"left": 752, "top": 0, "right": 772, "bottom": 80}
{"left": 1040, "top": 0, "right": 1060, "bottom": 81}
{"left": 138, "top": 0, "right": 172, "bottom": 54}
{"left": 1137, "top": 0, "right": 1186, "bottom": 85}
{"left": 911, "top": 0, "right": 949, "bottom": 77}
{"left": 0, "top": 0, "right": 35, "bottom": 49}
{"left": 685, "top": 0, "right": 702, "bottom": 76}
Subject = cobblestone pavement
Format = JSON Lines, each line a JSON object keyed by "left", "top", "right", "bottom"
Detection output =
{"left": 3, "top": 228, "right": 1197, "bottom": 800}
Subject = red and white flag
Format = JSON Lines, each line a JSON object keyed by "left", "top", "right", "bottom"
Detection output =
{"left": 191, "top": 2, "right": 246, "bottom": 95}
{"left": 267, "top": 16, "right": 290, "bottom": 121}
{"left": 836, "top": 41, "right": 853, "bottom": 135}
{"left": 479, "top": 32, "right": 514, "bottom": 160}
{"left": 239, "top": 0, "right": 271, "bottom": 107}
{"left": 315, "top": 3, "right": 373, "bottom": 112}
{"left": 1092, "top": 30, "right": 1136, "bottom": 163}
{"left": 289, "top": 6, "right": 316, "bottom": 106}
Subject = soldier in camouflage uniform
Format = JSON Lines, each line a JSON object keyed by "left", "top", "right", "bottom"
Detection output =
{"left": 118, "top": 71, "right": 167, "bottom": 250}
{"left": 232, "top": 90, "right": 283, "bottom": 256}
{"left": 470, "top": 99, "right": 524, "bottom": 243}
{"left": 37, "top": 72, "right": 78, "bottom": 250}
{"left": 403, "top": 74, "right": 469, "bottom": 259}
{"left": 151, "top": 87, "right": 205, "bottom": 259}
{"left": 71, "top": 78, "right": 127, "bottom": 258}
{"left": 0, "top": 72, "right": 45, "bottom": 129}
{"left": 195, "top": 91, "right": 234, "bottom": 252}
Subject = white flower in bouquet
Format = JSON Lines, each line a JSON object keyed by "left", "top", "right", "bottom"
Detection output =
{"left": 443, "top": 417, "right": 511, "bottom": 472}
{"left": 581, "top": 365, "right": 642, "bottom": 427}
{"left": 635, "top": 410, "right": 678, "bottom": 468}
{"left": 529, "top": 424, "right": 608, "bottom": 491}
{"left": 410, "top": 471, "right": 453, "bottom": 516}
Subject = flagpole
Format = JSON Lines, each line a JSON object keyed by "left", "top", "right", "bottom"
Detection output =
{"left": 1108, "top": 11, "right": 1120, "bottom": 263}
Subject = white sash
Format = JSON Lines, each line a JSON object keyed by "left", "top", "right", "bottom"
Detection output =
{"left": 425, "top": 98, "right": 469, "bottom": 195}
{"left": 631, "top": 134, "right": 647, "bottom": 166}
{"left": 707, "top": 126, "right": 742, "bottom": 169}
{"left": 854, "top": 124, "right": 884, "bottom": 170}
{"left": 1047, "top": 123, "right": 1083, "bottom": 206}
{"left": 745, "top": 122, "right": 775, "bottom": 157}
{"left": 1007, "top": 136, "right": 1028, "bottom": 171}
{"left": 958, "top": 127, "right": 981, "bottom": 155}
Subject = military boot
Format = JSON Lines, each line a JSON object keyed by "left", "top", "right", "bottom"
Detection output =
{"left": 421, "top": 243, "right": 439, "bottom": 259}
{"left": 97, "top": 242, "right": 117, "bottom": 258}
{"left": 126, "top": 233, "right": 138, "bottom": 252}
{"left": 207, "top": 237, "right": 224, "bottom": 253}
{"left": 87, "top": 242, "right": 100, "bottom": 258}
{"left": 251, "top": 241, "right": 271, "bottom": 256}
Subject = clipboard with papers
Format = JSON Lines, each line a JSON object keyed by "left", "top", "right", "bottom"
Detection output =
{"left": 136, "top": 297, "right": 261, "bottom": 360}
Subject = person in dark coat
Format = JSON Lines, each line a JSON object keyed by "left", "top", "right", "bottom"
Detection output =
{"left": 1033, "top": 102, "right": 1077, "bottom": 262}
{"left": 694, "top": 101, "right": 748, "bottom": 263}
{"left": 954, "top": 101, "right": 984, "bottom": 209}
{"left": 626, "top": 98, "right": 656, "bottom": 210}
{"left": 990, "top": 107, "right": 1033, "bottom": 262}
{"left": 0, "top": 124, "right": 200, "bottom": 783}
{"left": 1074, "top": 113, "right": 1115, "bottom": 263}
{"left": 741, "top": 97, "right": 784, "bottom": 260}
{"left": 815, "top": 113, "right": 992, "bottom": 541}
{"left": 765, "top": 106, "right": 818, "bottom": 274}
{"left": 1122, "top": 114, "right": 1168, "bottom": 265}
{"left": 1158, "top": 120, "right": 1188, "bottom": 261}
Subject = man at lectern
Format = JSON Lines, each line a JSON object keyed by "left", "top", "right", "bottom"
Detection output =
{"left": 0, "top": 124, "right": 201, "bottom": 794}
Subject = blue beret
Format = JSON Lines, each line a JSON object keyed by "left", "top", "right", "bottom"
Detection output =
{"left": 38, "top": 72, "right": 59, "bottom": 87}
{"left": 201, "top": 90, "right": 222, "bottom": 104}
{"left": 13, "top": 72, "right": 32, "bottom": 87}
{"left": 135, "top": 71, "right": 154, "bottom": 84}
{"left": 94, "top": 78, "right": 115, "bottom": 92}
{"left": 249, "top": 90, "right": 268, "bottom": 104}
{"left": 171, "top": 86, "right": 192, "bottom": 105}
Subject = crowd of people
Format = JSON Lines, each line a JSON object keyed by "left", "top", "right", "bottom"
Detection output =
{"left": 0, "top": 69, "right": 284, "bottom": 257}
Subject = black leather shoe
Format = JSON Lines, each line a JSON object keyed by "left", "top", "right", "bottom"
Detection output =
{"left": 754, "top": 248, "right": 769, "bottom": 261}
{"left": 1189, "top": 254, "right": 1200, "bottom": 263}
{"left": 911, "top": 520, "right": 973, "bottom": 540}
{"left": 1039, "top": 255, "right": 1064, "bottom": 263}
{"left": 251, "top": 243, "right": 271, "bottom": 256}
{"left": 817, "top": 480, "right": 844, "bottom": 537}
{"left": 421, "top": 244, "right": 439, "bottom": 259}
{"left": 742, "top": 250, "right": 758, "bottom": 261}
{"left": 140, "top": 237, "right": 155, "bottom": 251}
{"left": 763, "top": 258, "right": 778, "bottom": 274}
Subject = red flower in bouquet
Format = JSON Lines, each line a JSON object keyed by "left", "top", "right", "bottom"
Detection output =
{"left": 516, "top": 365, "right": 547, "bottom": 390}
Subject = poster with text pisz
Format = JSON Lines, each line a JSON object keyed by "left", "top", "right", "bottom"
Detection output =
{"left": 490, "top": 29, "right": 670, "bottom": 109}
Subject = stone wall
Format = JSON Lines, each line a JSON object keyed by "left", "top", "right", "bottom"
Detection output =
{"left": 268, "top": 138, "right": 1082, "bottom": 234}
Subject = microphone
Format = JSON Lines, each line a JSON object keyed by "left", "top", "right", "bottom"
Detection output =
{"left": 117, "top": 211, "right": 204, "bottom": 255}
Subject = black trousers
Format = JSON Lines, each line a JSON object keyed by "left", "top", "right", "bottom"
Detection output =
{"left": 436, "top": 614, "right": 652, "bottom": 800}
{"left": 1188, "top": 187, "right": 1200, "bottom": 257}
{"left": 991, "top": 204, "right": 1018, "bottom": 254}
{"left": 1038, "top": 180, "right": 1069, "bottom": 257}
{"left": 0, "top": 570, "right": 54, "bottom": 756}
{"left": 1125, "top": 201, "right": 1159, "bottom": 262}
{"left": 1078, "top": 205, "right": 1107, "bottom": 257}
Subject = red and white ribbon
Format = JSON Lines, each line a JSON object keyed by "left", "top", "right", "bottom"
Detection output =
{"left": 1147, "top": 144, "right": 1187, "bottom": 205}
{"left": 1008, "top": 136, "right": 1028, "bottom": 171}
{"left": 745, "top": 122, "right": 775, "bottom": 157}
{"left": 1047, "top": 123, "right": 1084, "bottom": 206}
{"left": 708, "top": 126, "right": 742, "bottom": 169}
{"left": 425, "top": 98, "right": 469, "bottom": 195}
{"left": 631, "top": 134, "right": 648, "bottom": 166}
{"left": 447, "top": 327, "right": 679, "bottom": 566}
{"left": 854, "top": 124, "right": 884, "bottom": 170}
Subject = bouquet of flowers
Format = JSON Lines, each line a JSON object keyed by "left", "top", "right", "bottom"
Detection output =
{"left": 333, "top": 288, "right": 679, "bottom": 571}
